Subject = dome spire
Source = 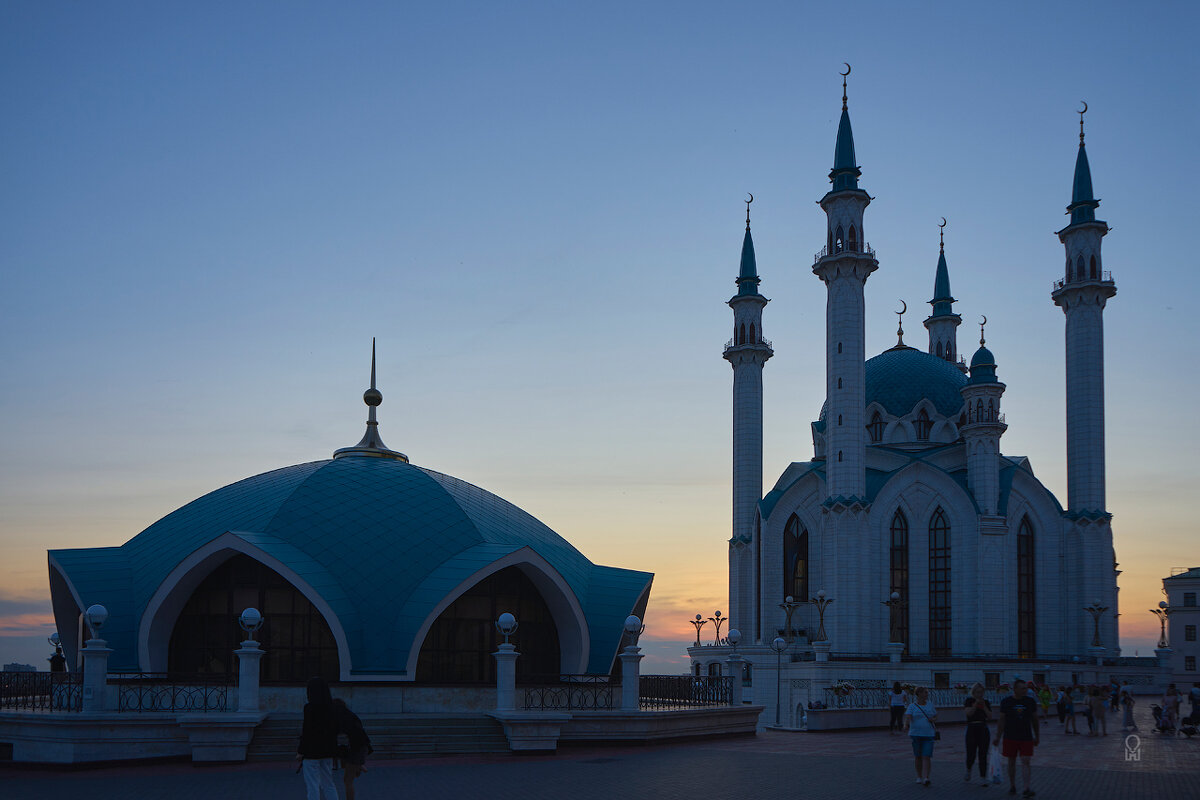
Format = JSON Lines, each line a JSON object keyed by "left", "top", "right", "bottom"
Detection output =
{"left": 830, "top": 63, "right": 862, "bottom": 192}
{"left": 736, "top": 194, "right": 761, "bottom": 296}
{"left": 893, "top": 300, "right": 908, "bottom": 348}
{"left": 333, "top": 338, "right": 409, "bottom": 462}
{"left": 1066, "top": 101, "right": 1100, "bottom": 227}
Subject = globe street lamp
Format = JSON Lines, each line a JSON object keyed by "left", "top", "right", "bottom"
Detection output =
{"left": 47, "top": 632, "right": 65, "bottom": 673}
{"left": 770, "top": 636, "right": 788, "bottom": 727}
{"left": 1150, "top": 601, "right": 1170, "bottom": 648}
{"left": 1083, "top": 600, "right": 1108, "bottom": 649}
{"left": 708, "top": 611, "right": 726, "bottom": 645}
{"left": 811, "top": 590, "right": 833, "bottom": 643}
{"left": 779, "top": 595, "right": 802, "bottom": 643}
{"left": 689, "top": 614, "right": 708, "bottom": 647}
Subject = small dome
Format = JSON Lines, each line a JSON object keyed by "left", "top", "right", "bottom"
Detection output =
{"left": 970, "top": 346, "right": 995, "bottom": 369}
{"left": 968, "top": 345, "right": 999, "bottom": 384}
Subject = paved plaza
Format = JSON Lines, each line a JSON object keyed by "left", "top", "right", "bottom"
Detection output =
{"left": 5, "top": 705, "right": 1198, "bottom": 799}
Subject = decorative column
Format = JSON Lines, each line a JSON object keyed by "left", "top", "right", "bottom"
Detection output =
{"left": 619, "top": 615, "right": 645, "bottom": 711}
{"left": 235, "top": 608, "right": 265, "bottom": 713}
{"left": 493, "top": 613, "right": 519, "bottom": 711}
{"left": 80, "top": 604, "right": 112, "bottom": 713}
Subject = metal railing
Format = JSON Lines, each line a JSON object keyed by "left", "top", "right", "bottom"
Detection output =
{"left": 723, "top": 337, "right": 773, "bottom": 351}
{"left": 0, "top": 671, "right": 82, "bottom": 712}
{"left": 113, "top": 673, "right": 230, "bottom": 712}
{"left": 813, "top": 242, "right": 876, "bottom": 264}
{"left": 521, "top": 674, "right": 615, "bottom": 711}
{"left": 639, "top": 675, "right": 732, "bottom": 710}
{"left": 1052, "top": 270, "right": 1113, "bottom": 291}
{"left": 818, "top": 686, "right": 1005, "bottom": 710}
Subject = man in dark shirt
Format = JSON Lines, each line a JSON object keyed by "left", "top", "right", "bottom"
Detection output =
{"left": 996, "top": 678, "right": 1040, "bottom": 798}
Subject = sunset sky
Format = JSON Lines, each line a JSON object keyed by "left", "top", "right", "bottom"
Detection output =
{"left": 2, "top": 1, "right": 1196, "bottom": 671}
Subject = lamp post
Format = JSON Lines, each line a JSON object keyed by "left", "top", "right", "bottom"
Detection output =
{"left": 1084, "top": 600, "right": 1108, "bottom": 649}
{"left": 689, "top": 614, "right": 708, "bottom": 647}
{"left": 770, "top": 636, "right": 787, "bottom": 727}
{"left": 708, "top": 611, "right": 726, "bottom": 645}
{"left": 1150, "top": 601, "right": 1170, "bottom": 648}
{"left": 47, "top": 632, "right": 65, "bottom": 673}
{"left": 779, "top": 595, "right": 802, "bottom": 643}
{"left": 882, "top": 591, "right": 904, "bottom": 643}
{"left": 620, "top": 615, "right": 646, "bottom": 711}
{"left": 235, "top": 607, "right": 265, "bottom": 712}
{"left": 811, "top": 590, "right": 833, "bottom": 642}
{"left": 493, "top": 612, "right": 519, "bottom": 711}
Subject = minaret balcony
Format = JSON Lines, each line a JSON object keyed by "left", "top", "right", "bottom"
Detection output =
{"left": 724, "top": 337, "right": 773, "bottom": 353}
{"left": 813, "top": 242, "right": 876, "bottom": 266}
{"left": 1052, "top": 271, "right": 1112, "bottom": 292}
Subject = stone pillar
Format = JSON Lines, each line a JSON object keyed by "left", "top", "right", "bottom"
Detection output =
{"left": 80, "top": 638, "right": 112, "bottom": 713}
{"left": 1155, "top": 647, "right": 1173, "bottom": 669}
{"left": 813, "top": 641, "right": 831, "bottom": 663}
{"left": 1087, "top": 645, "right": 1105, "bottom": 665}
{"left": 885, "top": 642, "right": 904, "bottom": 664}
{"left": 235, "top": 640, "right": 264, "bottom": 712}
{"left": 725, "top": 653, "right": 744, "bottom": 706}
{"left": 619, "top": 647, "right": 643, "bottom": 711}
{"left": 493, "top": 642, "right": 519, "bottom": 711}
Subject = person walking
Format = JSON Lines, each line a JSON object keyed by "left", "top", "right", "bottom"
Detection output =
{"left": 996, "top": 678, "right": 1040, "bottom": 798}
{"left": 297, "top": 676, "right": 340, "bottom": 800}
{"left": 1055, "top": 686, "right": 1067, "bottom": 725}
{"left": 1063, "top": 686, "right": 1078, "bottom": 734}
{"left": 1082, "top": 687, "right": 1096, "bottom": 734}
{"left": 333, "top": 698, "right": 373, "bottom": 800}
{"left": 964, "top": 683, "right": 993, "bottom": 786}
{"left": 1036, "top": 684, "right": 1052, "bottom": 721}
{"left": 1189, "top": 682, "right": 1200, "bottom": 722}
{"left": 1088, "top": 686, "right": 1108, "bottom": 736}
{"left": 888, "top": 682, "right": 909, "bottom": 735}
{"left": 903, "top": 686, "right": 939, "bottom": 787}
{"left": 1162, "top": 684, "right": 1181, "bottom": 735}
{"left": 1120, "top": 690, "right": 1137, "bottom": 732}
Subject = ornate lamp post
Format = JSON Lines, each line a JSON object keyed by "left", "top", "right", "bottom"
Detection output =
{"left": 1150, "top": 601, "right": 1170, "bottom": 648}
{"left": 47, "top": 632, "right": 65, "bottom": 673}
{"left": 882, "top": 591, "right": 904, "bottom": 644}
{"left": 1084, "top": 600, "right": 1108, "bottom": 649}
{"left": 770, "top": 636, "right": 787, "bottom": 727}
{"left": 708, "top": 610, "right": 726, "bottom": 645}
{"left": 688, "top": 614, "right": 708, "bottom": 647}
{"left": 779, "top": 595, "right": 802, "bottom": 643}
{"left": 811, "top": 590, "right": 833, "bottom": 642}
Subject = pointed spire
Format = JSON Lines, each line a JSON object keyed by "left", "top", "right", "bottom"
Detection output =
{"left": 830, "top": 63, "right": 862, "bottom": 193}
{"left": 333, "top": 338, "right": 409, "bottom": 462}
{"left": 895, "top": 300, "right": 907, "bottom": 347}
{"left": 930, "top": 217, "right": 955, "bottom": 317}
{"left": 736, "top": 194, "right": 761, "bottom": 296}
{"left": 968, "top": 315, "right": 998, "bottom": 384}
{"left": 1066, "top": 101, "right": 1100, "bottom": 226}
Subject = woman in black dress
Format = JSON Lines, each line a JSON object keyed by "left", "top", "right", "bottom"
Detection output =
{"left": 964, "top": 682, "right": 993, "bottom": 785}
{"left": 297, "top": 676, "right": 339, "bottom": 800}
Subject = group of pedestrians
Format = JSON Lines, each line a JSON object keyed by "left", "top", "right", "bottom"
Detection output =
{"left": 892, "top": 678, "right": 1040, "bottom": 796}
{"left": 1156, "top": 682, "right": 1200, "bottom": 734}
{"left": 297, "top": 676, "right": 375, "bottom": 800}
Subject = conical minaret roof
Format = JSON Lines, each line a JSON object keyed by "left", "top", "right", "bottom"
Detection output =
{"left": 736, "top": 199, "right": 761, "bottom": 296}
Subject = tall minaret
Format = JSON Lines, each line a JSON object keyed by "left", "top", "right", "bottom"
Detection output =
{"left": 1051, "top": 105, "right": 1116, "bottom": 515}
{"left": 924, "top": 219, "right": 963, "bottom": 369}
{"left": 960, "top": 321, "right": 1007, "bottom": 515}
{"left": 813, "top": 67, "right": 877, "bottom": 504}
{"left": 725, "top": 197, "right": 772, "bottom": 641}
{"left": 1051, "top": 104, "right": 1118, "bottom": 657}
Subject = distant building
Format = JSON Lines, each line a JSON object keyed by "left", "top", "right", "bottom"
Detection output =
{"left": 3, "top": 663, "right": 36, "bottom": 673}
{"left": 1164, "top": 567, "right": 1200, "bottom": 685}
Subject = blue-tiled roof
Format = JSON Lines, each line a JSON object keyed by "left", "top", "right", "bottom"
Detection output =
{"left": 50, "top": 456, "right": 651, "bottom": 675}
{"left": 820, "top": 347, "right": 967, "bottom": 422}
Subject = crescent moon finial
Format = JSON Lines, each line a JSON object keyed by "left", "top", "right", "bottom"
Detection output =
{"left": 840, "top": 63, "right": 851, "bottom": 109}
{"left": 898, "top": 300, "right": 907, "bottom": 315}
{"left": 979, "top": 315, "right": 987, "bottom": 346}
{"left": 1078, "top": 101, "right": 1087, "bottom": 143}
{"left": 939, "top": 216, "right": 947, "bottom": 229}
{"left": 745, "top": 193, "right": 753, "bottom": 230}
{"left": 938, "top": 217, "right": 947, "bottom": 250}
{"left": 895, "top": 299, "right": 907, "bottom": 347}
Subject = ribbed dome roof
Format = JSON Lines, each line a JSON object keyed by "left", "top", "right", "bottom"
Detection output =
{"left": 820, "top": 346, "right": 967, "bottom": 421}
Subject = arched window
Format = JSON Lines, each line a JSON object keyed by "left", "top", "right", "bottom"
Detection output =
{"left": 168, "top": 554, "right": 339, "bottom": 682}
{"left": 693, "top": 663, "right": 701, "bottom": 677}
{"left": 929, "top": 508, "right": 951, "bottom": 657}
{"left": 838, "top": 414, "right": 842, "bottom": 426}
{"left": 889, "top": 510, "right": 909, "bottom": 650}
{"left": 1066, "top": 256, "right": 1072, "bottom": 280}
{"left": 835, "top": 225, "right": 844, "bottom": 253}
{"left": 783, "top": 515, "right": 808, "bottom": 604}
{"left": 1018, "top": 516, "right": 1036, "bottom": 658}
{"left": 749, "top": 323, "right": 756, "bottom": 343}
{"left": 867, "top": 411, "right": 884, "bottom": 443}
{"left": 738, "top": 324, "right": 745, "bottom": 345}
{"left": 848, "top": 224, "right": 858, "bottom": 252}
{"left": 1076, "top": 255, "right": 1085, "bottom": 280}
{"left": 936, "top": 341, "right": 942, "bottom": 358}
{"left": 988, "top": 399, "right": 995, "bottom": 420}
{"left": 837, "top": 342, "right": 843, "bottom": 354}
{"left": 975, "top": 399, "right": 984, "bottom": 422}
{"left": 837, "top": 377, "right": 842, "bottom": 389}
{"left": 708, "top": 661, "right": 722, "bottom": 676}
{"left": 838, "top": 450, "right": 843, "bottom": 462}
{"left": 947, "top": 343, "right": 953, "bottom": 360}
{"left": 417, "top": 566, "right": 561, "bottom": 683}
{"left": 915, "top": 409, "right": 932, "bottom": 440}
{"left": 1089, "top": 255, "right": 1097, "bottom": 279}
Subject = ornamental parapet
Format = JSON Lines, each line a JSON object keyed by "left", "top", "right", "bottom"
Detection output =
{"left": 813, "top": 242, "right": 876, "bottom": 265}
{"left": 1052, "top": 271, "right": 1113, "bottom": 292}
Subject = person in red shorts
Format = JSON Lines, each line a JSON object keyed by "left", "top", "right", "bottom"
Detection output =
{"left": 996, "top": 678, "right": 1040, "bottom": 797}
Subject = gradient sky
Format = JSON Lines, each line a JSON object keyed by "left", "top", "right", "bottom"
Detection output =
{"left": 2, "top": 1, "right": 1197, "bottom": 671}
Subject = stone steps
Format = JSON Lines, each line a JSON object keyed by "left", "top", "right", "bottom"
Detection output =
{"left": 247, "top": 714, "right": 509, "bottom": 761}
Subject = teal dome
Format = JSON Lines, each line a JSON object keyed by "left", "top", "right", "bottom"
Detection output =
{"left": 970, "top": 345, "right": 995, "bottom": 368}
{"left": 969, "top": 345, "right": 998, "bottom": 384}
{"left": 821, "top": 346, "right": 966, "bottom": 422}
{"left": 50, "top": 455, "right": 651, "bottom": 676}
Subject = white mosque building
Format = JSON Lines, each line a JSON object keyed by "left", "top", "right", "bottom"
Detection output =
{"left": 692, "top": 77, "right": 1165, "bottom": 709}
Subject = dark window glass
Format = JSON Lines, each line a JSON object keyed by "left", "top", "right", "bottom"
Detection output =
{"left": 1185, "top": 593, "right": 1197, "bottom": 607}
{"left": 984, "top": 672, "right": 1000, "bottom": 689}
{"left": 929, "top": 508, "right": 951, "bottom": 656}
{"left": 707, "top": 662, "right": 721, "bottom": 676}
{"left": 1089, "top": 255, "right": 1097, "bottom": 279}
{"left": 915, "top": 409, "right": 932, "bottom": 440}
{"left": 889, "top": 510, "right": 909, "bottom": 651}
{"left": 168, "top": 553, "right": 339, "bottom": 683}
{"left": 749, "top": 323, "right": 755, "bottom": 343}
{"left": 835, "top": 225, "right": 844, "bottom": 253}
{"left": 1187, "top": 656, "right": 1196, "bottom": 672}
{"left": 417, "top": 566, "right": 560, "bottom": 684}
{"left": 933, "top": 672, "right": 950, "bottom": 689}
{"left": 848, "top": 224, "right": 858, "bottom": 252}
{"left": 1185, "top": 625, "right": 1196, "bottom": 642}
{"left": 783, "top": 515, "right": 808, "bottom": 602}
{"left": 867, "top": 411, "right": 884, "bottom": 443}
{"left": 1018, "top": 516, "right": 1036, "bottom": 658}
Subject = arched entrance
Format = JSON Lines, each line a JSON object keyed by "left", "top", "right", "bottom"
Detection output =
{"left": 416, "top": 566, "right": 560, "bottom": 683}
{"left": 167, "top": 553, "right": 339, "bottom": 682}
